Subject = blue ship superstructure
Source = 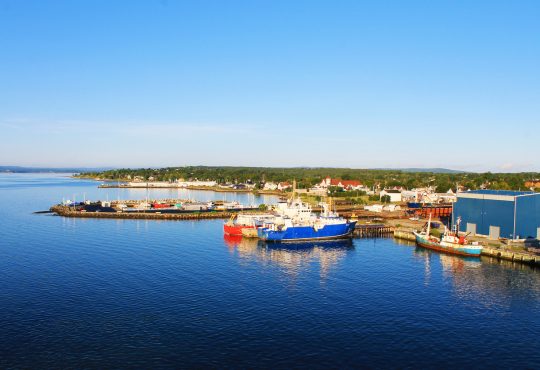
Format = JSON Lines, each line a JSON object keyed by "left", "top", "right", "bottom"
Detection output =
{"left": 258, "top": 200, "right": 357, "bottom": 242}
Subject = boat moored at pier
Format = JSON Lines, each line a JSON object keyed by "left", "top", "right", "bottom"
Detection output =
{"left": 223, "top": 213, "right": 276, "bottom": 236}
{"left": 413, "top": 215, "right": 482, "bottom": 257}
{"left": 257, "top": 201, "right": 357, "bottom": 242}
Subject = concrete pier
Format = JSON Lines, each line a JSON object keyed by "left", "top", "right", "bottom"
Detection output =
{"left": 393, "top": 229, "right": 416, "bottom": 242}
{"left": 393, "top": 229, "right": 540, "bottom": 266}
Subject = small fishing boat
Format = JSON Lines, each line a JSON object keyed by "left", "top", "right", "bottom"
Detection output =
{"left": 413, "top": 215, "right": 482, "bottom": 257}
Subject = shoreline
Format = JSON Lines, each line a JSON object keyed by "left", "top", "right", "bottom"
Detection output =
{"left": 75, "top": 177, "right": 285, "bottom": 195}
{"left": 97, "top": 183, "right": 284, "bottom": 195}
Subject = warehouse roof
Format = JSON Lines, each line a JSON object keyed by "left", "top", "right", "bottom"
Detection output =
{"left": 457, "top": 189, "right": 538, "bottom": 202}
{"left": 465, "top": 190, "right": 535, "bottom": 197}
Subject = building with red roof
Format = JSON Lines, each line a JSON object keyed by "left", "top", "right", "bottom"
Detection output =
{"left": 320, "top": 177, "right": 363, "bottom": 191}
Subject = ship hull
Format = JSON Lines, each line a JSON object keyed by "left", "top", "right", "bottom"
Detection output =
{"left": 223, "top": 224, "right": 255, "bottom": 236}
{"left": 414, "top": 232, "right": 482, "bottom": 257}
{"left": 258, "top": 221, "right": 357, "bottom": 242}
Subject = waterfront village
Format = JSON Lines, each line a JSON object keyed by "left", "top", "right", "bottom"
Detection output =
{"left": 50, "top": 173, "right": 540, "bottom": 266}
{"left": 101, "top": 175, "right": 460, "bottom": 203}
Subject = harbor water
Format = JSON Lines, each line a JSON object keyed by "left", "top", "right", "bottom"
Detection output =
{"left": 1, "top": 173, "right": 540, "bottom": 368}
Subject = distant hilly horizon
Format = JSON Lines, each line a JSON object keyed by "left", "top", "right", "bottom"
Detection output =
{"left": 3, "top": 165, "right": 539, "bottom": 174}
{"left": 375, "top": 168, "right": 467, "bottom": 174}
{"left": 0, "top": 165, "right": 529, "bottom": 174}
{"left": 0, "top": 165, "right": 480, "bottom": 174}
{"left": 0, "top": 166, "right": 115, "bottom": 173}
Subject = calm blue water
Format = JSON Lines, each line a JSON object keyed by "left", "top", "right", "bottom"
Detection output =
{"left": 1, "top": 173, "right": 540, "bottom": 368}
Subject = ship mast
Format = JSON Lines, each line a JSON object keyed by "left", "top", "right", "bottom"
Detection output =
{"left": 426, "top": 213, "right": 432, "bottom": 238}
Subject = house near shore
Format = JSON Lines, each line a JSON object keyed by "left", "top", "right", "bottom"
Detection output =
{"left": 319, "top": 177, "right": 364, "bottom": 191}
{"left": 525, "top": 180, "right": 540, "bottom": 189}
{"left": 278, "top": 182, "right": 292, "bottom": 191}
{"left": 263, "top": 182, "right": 278, "bottom": 191}
{"left": 230, "top": 183, "right": 255, "bottom": 190}
{"left": 178, "top": 180, "right": 217, "bottom": 187}
{"left": 128, "top": 181, "right": 177, "bottom": 188}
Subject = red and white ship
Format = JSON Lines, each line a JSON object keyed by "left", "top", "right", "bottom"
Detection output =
{"left": 223, "top": 214, "right": 275, "bottom": 236}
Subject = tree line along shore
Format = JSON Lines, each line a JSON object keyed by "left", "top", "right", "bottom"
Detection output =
{"left": 77, "top": 166, "right": 540, "bottom": 192}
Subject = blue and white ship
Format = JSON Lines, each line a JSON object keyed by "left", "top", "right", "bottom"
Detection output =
{"left": 257, "top": 200, "right": 357, "bottom": 242}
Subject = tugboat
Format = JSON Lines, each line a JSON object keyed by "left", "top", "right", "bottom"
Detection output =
{"left": 413, "top": 214, "right": 482, "bottom": 257}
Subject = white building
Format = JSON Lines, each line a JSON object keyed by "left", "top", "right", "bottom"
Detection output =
{"left": 263, "top": 182, "right": 278, "bottom": 191}
{"left": 319, "top": 177, "right": 364, "bottom": 191}
{"left": 178, "top": 180, "right": 217, "bottom": 187}
{"left": 380, "top": 189, "right": 402, "bottom": 203}
{"left": 364, "top": 204, "right": 384, "bottom": 213}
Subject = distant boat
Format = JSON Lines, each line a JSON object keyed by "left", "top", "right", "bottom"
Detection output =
{"left": 413, "top": 215, "right": 482, "bottom": 257}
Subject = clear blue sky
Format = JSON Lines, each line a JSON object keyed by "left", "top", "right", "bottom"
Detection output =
{"left": 1, "top": 0, "right": 539, "bottom": 172}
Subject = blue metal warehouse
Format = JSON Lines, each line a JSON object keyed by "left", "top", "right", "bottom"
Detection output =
{"left": 453, "top": 190, "right": 540, "bottom": 240}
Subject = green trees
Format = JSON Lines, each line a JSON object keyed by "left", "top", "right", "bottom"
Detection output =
{"left": 79, "top": 166, "right": 539, "bottom": 192}
{"left": 328, "top": 186, "right": 344, "bottom": 196}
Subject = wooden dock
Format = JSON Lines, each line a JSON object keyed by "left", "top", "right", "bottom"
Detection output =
{"left": 354, "top": 224, "right": 395, "bottom": 238}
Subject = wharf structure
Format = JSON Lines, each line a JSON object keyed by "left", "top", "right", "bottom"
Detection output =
{"left": 50, "top": 205, "right": 253, "bottom": 221}
{"left": 453, "top": 190, "right": 540, "bottom": 240}
{"left": 393, "top": 229, "right": 540, "bottom": 266}
{"left": 354, "top": 224, "right": 395, "bottom": 237}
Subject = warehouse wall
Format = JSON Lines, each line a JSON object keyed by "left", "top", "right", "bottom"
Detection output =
{"left": 516, "top": 195, "right": 540, "bottom": 239}
{"left": 453, "top": 197, "right": 515, "bottom": 238}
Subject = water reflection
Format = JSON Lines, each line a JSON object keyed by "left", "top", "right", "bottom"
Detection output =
{"left": 224, "top": 235, "right": 353, "bottom": 280}
{"left": 411, "top": 246, "right": 540, "bottom": 305}
{"left": 393, "top": 238, "right": 416, "bottom": 247}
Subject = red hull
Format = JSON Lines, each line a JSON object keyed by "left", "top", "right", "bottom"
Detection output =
{"left": 152, "top": 203, "right": 172, "bottom": 209}
{"left": 223, "top": 224, "right": 255, "bottom": 236}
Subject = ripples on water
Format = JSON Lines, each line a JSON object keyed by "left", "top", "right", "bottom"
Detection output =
{"left": 1, "top": 173, "right": 540, "bottom": 368}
